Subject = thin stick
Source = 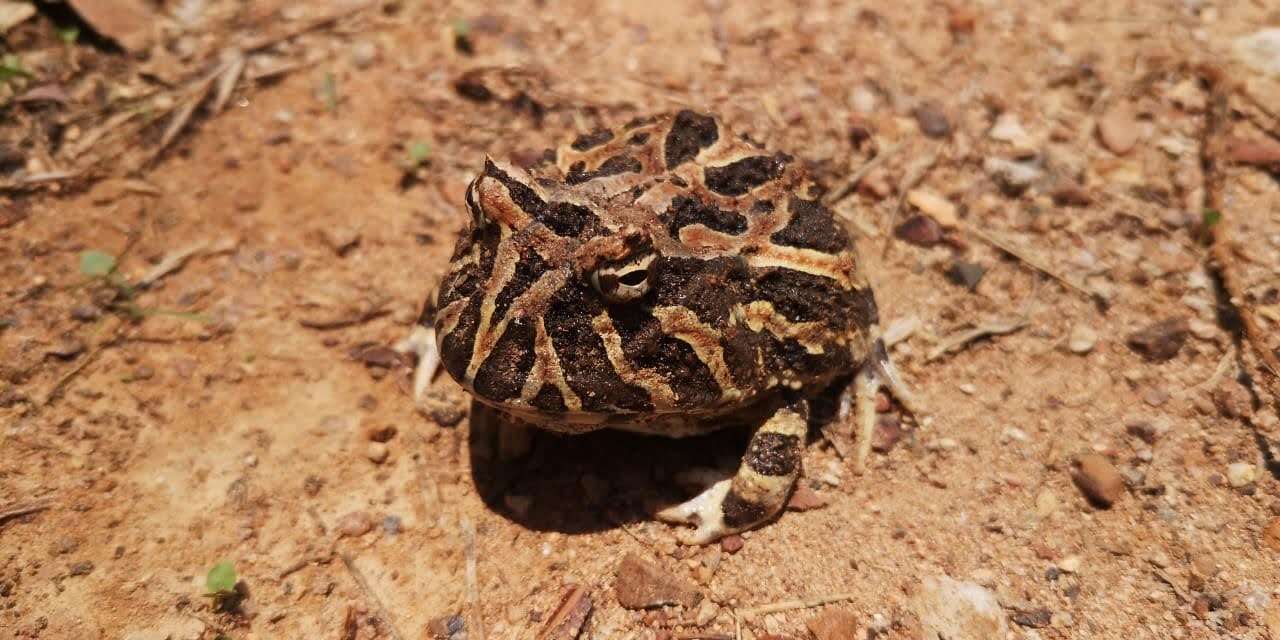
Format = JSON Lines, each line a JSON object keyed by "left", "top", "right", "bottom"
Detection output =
{"left": 966, "top": 225, "right": 1107, "bottom": 306}
{"left": 0, "top": 498, "right": 54, "bottom": 524}
{"left": 927, "top": 317, "right": 1028, "bottom": 362}
{"left": 1200, "top": 66, "right": 1280, "bottom": 402}
{"left": 339, "top": 552, "right": 406, "bottom": 640}
{"left": 740, "top": 592, "right": 858, "bottom": 617}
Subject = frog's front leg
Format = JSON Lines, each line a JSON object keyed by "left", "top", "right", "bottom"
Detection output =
{"left": 657, "top": 400, "right": 807, "bottom": 544}
{"left": 394, "top": 295, "right": 440, "bottom": 404}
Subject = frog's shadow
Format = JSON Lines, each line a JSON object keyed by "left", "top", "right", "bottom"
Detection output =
{"left": 466, "top": 384, "right": 843, "bottom": 535}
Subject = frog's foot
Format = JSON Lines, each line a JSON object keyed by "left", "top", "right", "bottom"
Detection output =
{"left": 852, "top": 337, "right": 922, "bottom": 475}
{"left": 394, "top": 324, "right": 438, "bottom": 404}
{"left": 656, "top": 403, "right": 807, "bottom": 545}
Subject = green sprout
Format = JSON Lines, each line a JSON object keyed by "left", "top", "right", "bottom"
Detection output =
{"left": 1201, "top": 208, "right": 1221, "bottom": 229}
{"left": 205, "top": 560, "right": 239, "bottom": 610}
{"left": 406, "top": 140, "right": 431, "bottom": 167}
{"left": 77, "top": 250, "right": 207, "bottom": 323}
{"left": 319, "top": 72, "right": 338, "bottom": 112}
{"left": 57, "top": 26, "right": 81, "bottom": 44}
{"left": 0, "top": 55, "right": 33, "bottom": 86}
{"left": 452, "top": 18, "right": 471, "bottom": 38}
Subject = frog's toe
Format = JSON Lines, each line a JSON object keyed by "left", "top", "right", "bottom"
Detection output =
{"left": 656, "top": 477, "right": 733, "bottom": 544}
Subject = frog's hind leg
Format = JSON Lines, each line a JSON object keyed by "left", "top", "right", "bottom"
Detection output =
{"left": 852, "top": 337, "right": 921, "bottom": 474}
{"left": 656, "top": 400, "right": 808, "bottom": 545}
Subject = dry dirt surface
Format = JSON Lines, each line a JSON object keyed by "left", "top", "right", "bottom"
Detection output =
{"left": 3, "top": 1, "right": 1280, "bottom": 639}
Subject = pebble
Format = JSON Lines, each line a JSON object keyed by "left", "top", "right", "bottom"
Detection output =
{"left": 1011, "top": 608, "right": 1053, "bottom": 628}
{"left": 614, "top": 553, "right": 702, "bottom": 609}
{"left": 1124, "top": 417, "right": 1166, "bottom": 444}
{"left": 350, "top": 40, "right": 379, "bottom": 69}
{"left": 983, "top": 156, "right": 1043, "bottom": 193}
{"left": 1126, "top": 318, "right": 1189, "bottom": 362}
{"left": 47, "top": 338, "right": 87, "bottom": 359}
{"left": 1072, "top": 454, "right": 1124, "bottom": 507}
{"left": 872, "top": 415, "right": 903, "bottom": 453}
{"left": 1058, "top": 555, "right": 1082, "bottom": 573}
{"left": 914, "top": 576, "right": 1008, "bottom": 640}
{"left": 1233, "top": 28, "right": 1280, "bottom": 76}
{"left": 68, "top": 561, "right": 94, "bottom": 577}
{"left": 336, "top": 511, "right": 374, "bottom": 537}
{"left": 382, "top": 515, "right": 402, "bottom": 535}
{"left": 1098, "top": 103, "right": 1140, "bottom": 154}
{"left": 365, "top": 442, "right": 389, "bottom": 464}
{"left": 69, "top": 305, "right": 101, "bottom": 322}
{"left": 988, "top": 112, "right": 1032, "bottom": 147}
{"left": 913, "top": 101, "right": 952, "bottom": 138}
{"left": 806, "top": 608, "right": 859, "bottom": 640}
{"left": 1187, "top": 318, "right": 1217, "bottom": 340}
{"left": 1263, "top": 517, "right": 1280, "bottom": 552}
{"left": 946, "top": 261, "right": 986, "bottom": 290}
{"left": 1067, "top": 325, "right": 1097, "bottom": 354}
{"left": 720, "top": 535, "right": 744, "bottom": 554}
{"left": 906, "top": 189, "right": 958, "bottom": 227}
{"left": 895, "top": 214, "right": 944, "bottom": 247}
{"left": 1226, "top": 462, "right": 1259, "bottom": 488}
{"left": 426, "top": 614, "right": 465, "bottom": 640}
{"left": 786, "top": 485, "right": 829, "bottom": 511}
{"left": 364, "top": 424, "right": 397, "bottom": 442}
{"left": 1035, "top": 489, "right": 1060, "bottom": 518}
{"left": 850, "top": 85, "right": 877, "bottom": 113}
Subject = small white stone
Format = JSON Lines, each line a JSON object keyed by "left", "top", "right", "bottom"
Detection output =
{"left": 1068, "top": 325, "right": 1097, "bottom": 354}
{"left": 351, "top": 40, "right": 379, "bottom": 69}
{"left": 1058, "top": 555, "right": 1082, "bottom": 573}
{"left": 988, "top": 112, "right": 1032, "bottom": 147}
{"left": 851, "top": 85, "right": 877, "bottom": 113}
{"left": 906, "top": 189, "right": 959, "bottom": 227}
{"left": 1035, "top": 489, "right": 1059, "bottom": 518}
{"left": 958, "top": 383, "right": 977, "bottom": 395}
{"left": 1227, "top": 462, "right": 1259, "bottom": 487}
{"left": 1001, "top": 426, "right": 1030, "bottom": 443}
{"left": 984, "top": 156, "right": 1044, "bottom": 190}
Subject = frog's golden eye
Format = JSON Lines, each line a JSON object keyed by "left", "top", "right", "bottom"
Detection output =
{"left": 590, "top": 252, "right": 656, "bottom": 304}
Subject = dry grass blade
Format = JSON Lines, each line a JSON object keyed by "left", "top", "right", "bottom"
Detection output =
{"left": 966, "top": 224, "right": 1107, "bottom": 307}
{"left": 0, "top": 498, "right": 54, "bottom": 524}
{"left": 740, "top": 592, "right": 858, "bottom": 617}
{"left": 137, "top": 241, "right": 208, "bottom": 288}
{"left": 927, "top": 317, "right": 1028, "bottom": 362}
{"left": 211, "top": 52, "right": 247, "bottom": 114}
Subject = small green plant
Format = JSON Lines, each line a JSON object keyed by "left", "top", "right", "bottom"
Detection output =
{"left": 319, "top": 72, "right": 338, "bottom": 112}
{"left": 205, "top": 560, "right": 239, "bottom": 610}
{"left": 452, "top": 18, "right": 471, "bottom": 39}
{"left": 57, "top": 25, "right": 81, "bottom": 44}
{"left": 77, "top": 250, "right": 206, "bottom": 323}
{"left": 406, "top": 140, "right": 432, "bottom": 167}
{"left": 1201, "top": 208, "right": 1221, "bottom": 229}
{"left": 0, "top": 55, "right": 33, "bottom": 86}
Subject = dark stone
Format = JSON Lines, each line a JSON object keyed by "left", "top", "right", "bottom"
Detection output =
{"left": 946, "top": 261, "right": 987, "bottom": 290}
{"left": 913, "top": 101, "right": 952, "bottom": 138}
{"left": 895, "top": 214, "right": 944, "bottom": 246}
{"left": 1126, "top": 318, "right": 1189, "bottom": 362}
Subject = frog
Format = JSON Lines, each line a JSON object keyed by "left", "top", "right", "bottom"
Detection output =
{"left": 400, "top": 110, "right": 919, "bottom": 544}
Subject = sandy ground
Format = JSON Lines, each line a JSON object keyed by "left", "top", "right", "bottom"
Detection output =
{"left": 2, "top": 1, "right": 1280, "bottom": 639}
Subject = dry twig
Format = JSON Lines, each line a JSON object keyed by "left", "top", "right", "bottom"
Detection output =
{"left": 822, "top": 142, "right": 902, "bottom": 207}
{"left": 927, "top": 317, "right": 1028, "bottom": 362}
{"left": 740, "top": 592, "right": 858, "bottom": 617}
{"left": 1199, "top": 66, "right": 1280, "bottom": 405}
{"left": 966, "top": 225, "right": 1107, "bottom": 307}
{"left": 0, "top": 498, "right": 54, "bottom": 524}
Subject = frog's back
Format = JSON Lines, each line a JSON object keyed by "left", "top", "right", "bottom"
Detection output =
{"left": 433, "top": 111, "right": 880, "bottom": 434}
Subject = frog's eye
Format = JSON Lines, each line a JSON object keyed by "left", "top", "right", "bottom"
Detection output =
{"left": 590, "top": 252, "right": 656, "bottom": 304}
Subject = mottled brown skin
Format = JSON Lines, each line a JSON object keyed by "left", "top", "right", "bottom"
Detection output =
{"left": 422, "top": 110, "right": 910, "bottom": 543}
